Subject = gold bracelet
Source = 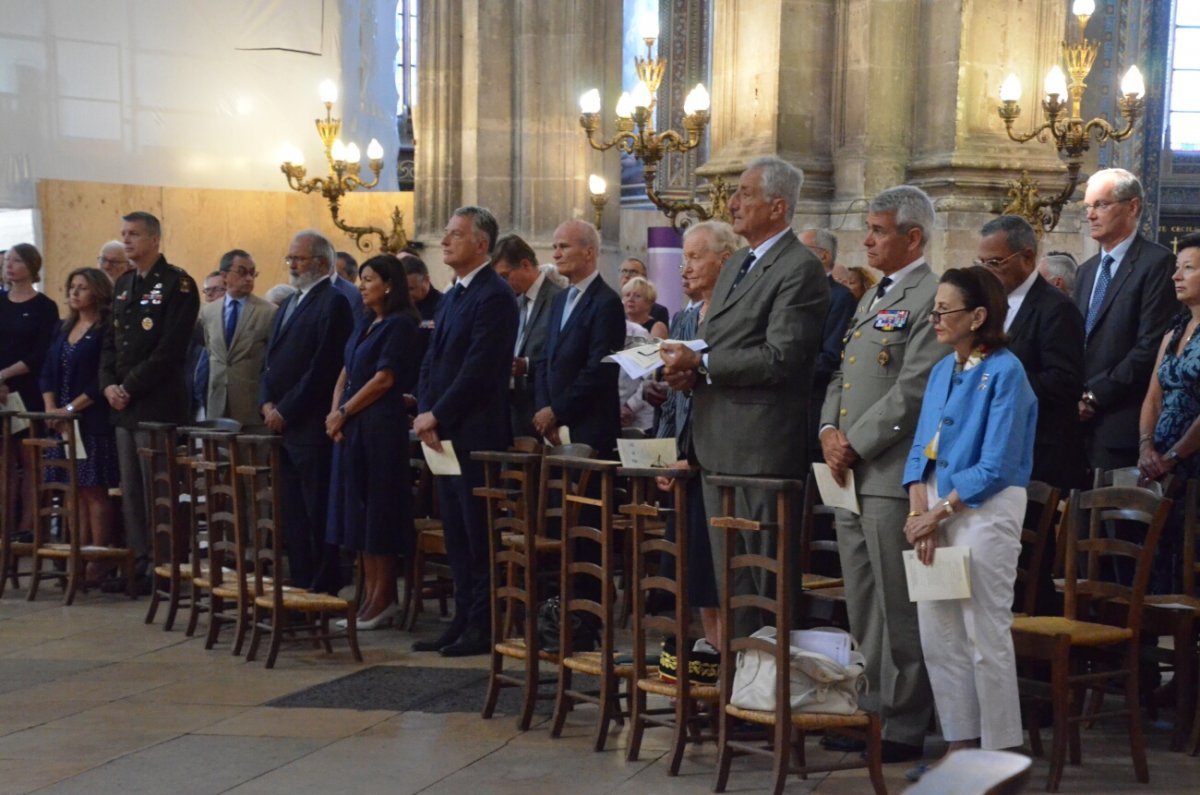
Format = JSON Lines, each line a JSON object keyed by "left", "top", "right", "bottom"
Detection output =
{"left": 907, "top": 510, "right": 922, "bottom": 517}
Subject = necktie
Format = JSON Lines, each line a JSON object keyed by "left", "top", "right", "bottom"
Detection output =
{"left": 872, "top": 276, "right": 894, "bottom": 305}
{"left": 730, "top": 253, "right": 757, "bottom": 292}
{"left": 514, "top": 294, "right": 530, "bottom": 354}
{"left": 224, "top": 299, "right": 240, "bottom": 349}
{"left": 280, "top": 294, "right": 297, "bottom": 327}
{"left": 1085, "top": 254, "right": 1114, "bottom": 336}
{"left": 560, "top": 286, "right": 581, "bottom": 330}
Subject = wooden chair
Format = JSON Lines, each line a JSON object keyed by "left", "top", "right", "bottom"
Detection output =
{"left": 1013, "top": 481, "right": 1063, "bottom": 617}
{"left": 1012, "top": 486, "right": 1171, "bottom": 792}
{"left": 476, "top": 449, "right": 545, "bottom": 729}
{"left": 796, "top": 473, "right": 850, "bottom": 631}
{"left": 139, "top": 422, "right": 195, "bottom": 630}
{"left": 903, "top": 749, "right": 1032, "bottom": 795}
{"left": 21, "top": 412, "right": 134, "bottom": 604}
{"left": 549, "top": 456, "right": 632, "bottom": 751}
{"left": 623, "top": 465, "right": 719, "bottom": 774}
{"left": 708, "top": 474, "right": 886, "bottom": 795}
{"left": 239, "top": 434, "right": 361, "bottom": 669}
{"left": 402, "top": 438, "right": 451, "bottom": 631}
{"left": 0, "top": 409, "right": 33, "bottom": 598}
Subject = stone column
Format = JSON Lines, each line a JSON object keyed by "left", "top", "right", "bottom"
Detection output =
{"left": 415, "top": 0, "right": 623, "bottom": 270}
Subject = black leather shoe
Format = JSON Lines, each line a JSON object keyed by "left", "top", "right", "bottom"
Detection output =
{"left": 439, "top": 625, "right": 490, "bottom": 657}
{"left": 821, "top": 732, "right": 867, "bottom": 752}
{"left": 872, "top": 740, "right": 923, "bottom": 764}
{"left": 412, "top": 623, "right": 464, "bottom": 652}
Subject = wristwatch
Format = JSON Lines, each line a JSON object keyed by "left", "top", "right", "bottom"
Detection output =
{"left": 1165, "top": 449, "right": 1181, "bottom": 464}
{"left": 940, "top": 499, "right": 955, "bottom": 517}
{"left": 1082, "top": 391, "right": 1098, "bottom": 407}
{"left": 65, "top": 403, "right": 76, "bottom": 413}
{"left": 337, "top": 406, "right": 348, "bottom": 418}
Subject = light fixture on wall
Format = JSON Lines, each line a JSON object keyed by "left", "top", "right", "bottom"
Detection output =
{"left": 996, "top": 0, "right": 1145, "bottom": 234}
{"left": 280, "top": 80, "right": 409, "bottom": 253}
{"left": 588, "top": 174, "right": 608, "bottom": 229}
{"left": 578, "top": 16, "right": 729, "bottom": 231}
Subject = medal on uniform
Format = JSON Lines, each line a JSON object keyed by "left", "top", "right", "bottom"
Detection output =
{"left": 142, "top": 317, "right": 154, "bottom": 331}
{"left": 877, "top": 349, "right": 891, "bottom": 367}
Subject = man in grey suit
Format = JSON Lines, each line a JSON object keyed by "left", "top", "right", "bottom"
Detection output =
{"left": 492, "top": 233, "right": 562, "bottom": 438}
{"left": 200, "top": 249, "right": 277, "bottom": 426}
{"left": 819, "top": 185, "right": 941, "bottom": 763}
{"left": 661, "top": 156, "right": 828, "bottom": 641}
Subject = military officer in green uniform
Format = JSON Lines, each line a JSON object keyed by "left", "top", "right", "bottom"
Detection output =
{"left": 99, "top": 211, "right": 199, "bottom": 580}
{"left": 818, "top": 185, "right": 942, "bottom": 764}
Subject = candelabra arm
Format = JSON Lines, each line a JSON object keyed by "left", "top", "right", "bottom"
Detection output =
{"left": 328, "top": 205, "right": 410, "bottom": 255}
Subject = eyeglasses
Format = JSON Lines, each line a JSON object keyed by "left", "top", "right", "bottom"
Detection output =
{"left": 1082, "top": 198, "right": 1132, "bottom": 214}
{"left": 929, "top": 307, "right": 971, "bottom": 324}
{"left": 97, "top": 256, "right": 127, "bottom": 267}
{"left": 230, "top": 268, "right": 258, "bottom": 278}
{"left": 972, "top": 250, "right": 1022, "bottom": 269}
{"left": 619, "top": 268, "right": 644, "bottom": 278}
{"left": 283, "top": 255, "right": 319, "bottom": 265}
{"left": 202, "top": 286, "right": 226, "bottom": 296}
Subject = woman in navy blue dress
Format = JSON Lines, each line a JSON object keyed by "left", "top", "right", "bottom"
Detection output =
{"left": 325, "top": 255, "right": 420, "bottom": 630}
{"left": 2, "top": 244, "right": 60, "bottom": 534}
{"left": 40, "top": 267, "right": 120, "bottom": 583}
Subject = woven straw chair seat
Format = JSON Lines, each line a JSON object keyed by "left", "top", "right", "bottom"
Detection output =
{"left": 37, "top": 544, "right": 128, "bottom": 560}
{"left": 1011, "top": 615, "right": 1134, "bottom": 646}
{"left": 255, "top": 591, "right": 349, "bottom": 612}
{"left": 803, "top": 573, "right": 844, "bottom": 590}
{"left": 495, "top": 637, "right": 559, "bottom": 662}
{"left": 726, "top": 703, "right": 874, "bottom": 729}
{"left": 500, "top": 532, "right": 561, "bottom": 553}
{"left": 636, "top": 675, "right": 719, "bottom": 701}
{"left": 562, "top": 650, "right": 638, "bottom": 677}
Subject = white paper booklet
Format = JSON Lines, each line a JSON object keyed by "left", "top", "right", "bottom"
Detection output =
{"left": 421, "top": 440, "right": 462, "bottom": 476}
{"left": 616, "top": 437, "right": 677, "bottom": 469}
{"left": 811, "top": 463, "right": 860, "bottom": 515}
{"left": 903, "top": 545, "right": 972, "bottom": 601}
{"left": 602, "top": 338, "right": 708, "bottom": 380}
{"left": 787, "top": 628, "right": 853, "bottom": 666}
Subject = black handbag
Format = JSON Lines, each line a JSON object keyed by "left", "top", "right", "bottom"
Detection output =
{"left": 536, "top": 596, "right": 598, "bottom": 653}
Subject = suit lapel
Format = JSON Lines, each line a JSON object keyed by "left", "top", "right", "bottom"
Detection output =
{"left": 558, "top": 277, "right": 600, "bottom": 337}
{"left": 229, "top": 298, "right": 258, "bottom": 353}
{"left": 707, "top": 231, "right": 796, "bottom": 323}
{"left": 519, "top": 281, "right": 554, "bottom": 356}
{"left": 1087, "top": 237, "right": 1140, "bottom": 337}
{"left": 1006, "top": 276, "right": 1043, "bottom": 341}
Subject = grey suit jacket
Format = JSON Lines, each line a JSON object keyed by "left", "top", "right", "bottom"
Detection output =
{"left": 820, "top": 262, "right": 941, "bottom": 499}
{"left": 511, "top": 276, "right": 563, "bottom": 435}
{"left": 691, "top": 229, "right": 828, "bottom": 478}
{"left": 200, "top": 293, "right": 277, "bottom": 426}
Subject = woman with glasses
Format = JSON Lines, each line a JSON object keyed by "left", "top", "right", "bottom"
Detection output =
{"left": 901, "top": 266, "right": 1036, "bottom": 767}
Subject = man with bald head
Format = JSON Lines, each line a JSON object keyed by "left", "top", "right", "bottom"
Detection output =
{"left": 97, "top": 240, "right": 131, "bottom": 283}
{"left": 533, "top": 219, "right": 626, "bottom": 457}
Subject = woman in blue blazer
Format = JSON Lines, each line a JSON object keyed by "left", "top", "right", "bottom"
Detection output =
{"left": 902, "top": 266, "right": 1037, "bottom": 758}
{"left": 39, "top": 267, "right": 120, "bottom": 583}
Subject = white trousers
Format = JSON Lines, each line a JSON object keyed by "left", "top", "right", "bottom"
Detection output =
{"left": 920, "top": 475, "right": 1024, "bottom": 750}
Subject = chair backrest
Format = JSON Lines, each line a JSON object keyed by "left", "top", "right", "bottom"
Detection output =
{"left": 512, "top": 436, "right": 541, "bottom": 453}
{"left": 622, "top": 465, "right": 698, "bottom": 692}
{"left": 0, "top": 410, "right": 15, "bottom": 543}
{"left": 1014, "top": 480, "right": 1061, "bottom": 615}
{"left": 800, "top": 473, "right": 843, "bottom": 581}
{"left": 136, "top": 423, "right": 182, "bottom": 572}
{"left": 1064, "top": 486, "right": 1172, "bottom": 635}
{"left": 549, "top": 455, "right": 619, "bottom": 657}
{"left": 235, "top": 434, "right": 286, "bottom": 603}
{"left": 195, "top": 418, "right": 243, "bottom": 433}
{"left": 537, "top": 443, "right": 595, "bottom": 539}
{"left": 710, "top": 474, "right": 805, "bottom": 724}
{"left": 191, "top": 431, "right": 242, "bottom": 590}
{"left": 20, "top": 413, "right": 80, "bottom": 554}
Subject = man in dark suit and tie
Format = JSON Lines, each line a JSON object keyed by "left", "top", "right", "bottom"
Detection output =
{"left": 1073, "top": 168, "right": 1176, "bottom": 472}
{"left": 413, "top": 206, "right": 519, "bottom": 656}
{"left": 801, "top": 227, "right": 857, "bottom": 461}
{"left": 533, "top": 219, "right": 626, "bottom": 457}
{"left": 259, "top": 230, "right": 354, "bottom": 593}
{"left": 492, "top": 233, "right": 563, "bottom": 438}
{"left": 661, "top": 156, "right": 829, "bottom": 645}
{"left": 978, "top": 214, "right": 1086, "bottom": 615}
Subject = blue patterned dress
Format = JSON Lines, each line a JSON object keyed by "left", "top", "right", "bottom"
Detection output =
{"left": 1153, "top": 313, "right": 1200, "bottom": 480}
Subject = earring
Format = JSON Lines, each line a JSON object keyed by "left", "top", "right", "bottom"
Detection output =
{"left": 385, "top": 290, "right": 390, "bottom": 295}
{"left": 970, "top": 324, "right": 978, "bottom": 331}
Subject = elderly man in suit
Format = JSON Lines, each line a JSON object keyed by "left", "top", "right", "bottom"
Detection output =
{"left": 661, "top": 156, "right": 828, "bottom": 643}
{"left": 260, "top": 230, "right": 354, "bottom": 593}
{"left": 819, "top": 185, "right": 941, "bottom": 763}
{"left": 1074, "top": 167, "right": 1177, "bottom": 472}
{"left": 492, "top": 233, "right": 563, "bottom": 438}
{"left": 978, "top": 215, "right": 1086, "bottom": 616}
{"left": 200, "top": 249, "right": 276, "bottom": 427}
{"left": 414, "top": 206, "right": 518, "bottom": 656}
{"left": 533, "top": 220, "right": 626, "bottom": 456}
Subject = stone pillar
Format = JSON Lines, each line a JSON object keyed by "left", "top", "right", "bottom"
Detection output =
{"left": 415, "top": 0, "right": 623, "bottom": 274}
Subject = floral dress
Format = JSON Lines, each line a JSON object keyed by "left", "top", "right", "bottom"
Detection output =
{"left": 1154, "top": 313, "right": 1200, "bottom": 480}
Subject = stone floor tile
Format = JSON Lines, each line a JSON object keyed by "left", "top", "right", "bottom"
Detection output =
{"left": 195, "top": 706, "right": 395, "bottom": 738}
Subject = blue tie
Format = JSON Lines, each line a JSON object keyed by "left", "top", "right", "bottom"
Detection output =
{"left": 560, "top": 286, "right": 580, "bottom": 330}
{"left": 224, "top": 299, "right": 240, "bottom": 349}
{"left": 729, "top": 253, "right": 757, "bottom": 293}
{"left": 1085, "top": 254, "right": 1114, "bottom": 336}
